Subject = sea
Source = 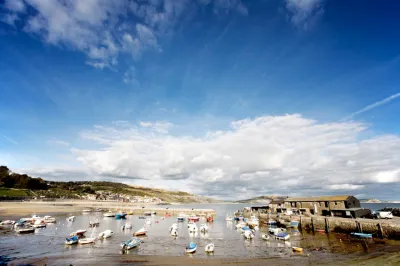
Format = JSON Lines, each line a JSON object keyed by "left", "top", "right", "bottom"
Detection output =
{"left": 0, "top": 203, "right": 399, "bottom": 264}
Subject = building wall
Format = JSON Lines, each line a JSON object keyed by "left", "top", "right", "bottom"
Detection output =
{"left": 282, "top": 197, "right": 361, "bottom": 215}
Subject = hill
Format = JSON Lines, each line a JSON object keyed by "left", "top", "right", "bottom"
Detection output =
{"left": 0, "top": 166, "right": 218, "bottom": 203}
{"left": 234, "top": 195, "right": 284, "bottom": 204}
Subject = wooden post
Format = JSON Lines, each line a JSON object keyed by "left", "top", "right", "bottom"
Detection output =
{"left": 299, "top": 216, "right": 302, "bottom": 231}
{"left": 377, "top": 223, "right": 384, "bottom": 238}
{"left": 325, "top": 217, "right": 329, "bottom": 233}
{"left": 311, "top": 217, "right": 315, "bottom": 233}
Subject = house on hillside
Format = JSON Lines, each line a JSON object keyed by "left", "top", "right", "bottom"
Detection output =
{"left": 283, "top": 195, "right": 370, "bottom": 217}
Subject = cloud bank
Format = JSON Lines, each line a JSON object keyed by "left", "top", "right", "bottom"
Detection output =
{"left": 29, "top": 114, "right": 399, "bottom": 199}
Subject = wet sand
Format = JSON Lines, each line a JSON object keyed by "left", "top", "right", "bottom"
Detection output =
{"left": 7, "top": 250, "right": 400, "bottom": 265}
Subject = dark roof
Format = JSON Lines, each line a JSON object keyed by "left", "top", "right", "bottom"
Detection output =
{"left": 285, "top": 196, "right": 352, "bottom": 202}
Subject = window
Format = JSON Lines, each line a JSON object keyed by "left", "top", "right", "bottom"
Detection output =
{"left": 335, "top": 202, "right": 337, "bottom": 205}
{"left": 325, "top": 201, "right": 329, "bottom": 207}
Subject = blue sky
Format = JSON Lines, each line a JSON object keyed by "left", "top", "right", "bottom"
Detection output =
{"left": 1, "top": 0, "right": 400, "bottom": 200}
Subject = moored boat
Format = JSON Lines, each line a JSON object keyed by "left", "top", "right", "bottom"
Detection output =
{"left": 43, "top": 215, "right": 56, "bottom": 223}
{"left": 351, "top": 232, "right": 373, "bottom": 238}
{"left": 103, "top": 211, "right": 115, "bottom": 217}
{"left": 276, "top": 232, "right": 290, "bottom": 241}
{"left": 65, "top": 235, "right": 79, "bottom": 245}
{"left": 292, "top": 246, "right": 303, "bottom": 252}
{"left": 32, "top": 220, "right": 46, "bottom": 228}
{"left": 15, "top": 226, "right": 35, "bottom": 234}
{"left": 290, "top": 220, "right": 299, "bottom": 228}
{"left": 67, "top": 216, "right": 75, "bottom": 222}
{"left": 121, "top": 223, "right": 132, "bottom": 230}
{"left": 98, "top": 229, "right": 113, "bottom": 239}
{"left": 121, "top": 237, "right": 141, "bottom": 250}
{"left": 188, "top": 223, "right": 198, "bottom": 233}
{"left": 268, "top": 227, "right": 286, "bottom": 235}
{"left": 115, "top": 212, "right": 127, "bottom": 219}
{"left": 72, "top": 229, "right": 87, "bottom": 237}
{"left": 200, "top": 224, "right": 208, "bottom": 233}
{"left": 171, "top": 228, "right": 178, "bottom": 236}
{"left": 261, "top": 234, "right": 270, "bottom": 240}
{"left": 244, "top": 230, "right": 255, "bottom": 239}
{"left": 133, "top": 227, "right": 147, "bottom": 236}
{"left": 82, "top": 209, "right": 92, "bottom": 213}
{"left": 185, "top": 242, "right": 197, "bottom": 253}
{"left": 89, "top": 220, "right": 100, "bottom": 227}
{"left": 0, "top": 220, "right": 15, "bottom": 225}
{"left": 205, "top": 243, "right": 214, "bottom": 253}
{"left": 78, "top": 237, "right": 95, "bottom": 244}
{"left": 188, "top": 214, "right": 199, "bottom": 222}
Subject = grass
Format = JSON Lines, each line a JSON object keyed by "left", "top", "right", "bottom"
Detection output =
{"left": 0, "top": 187, "right": 30, "bottom": 197}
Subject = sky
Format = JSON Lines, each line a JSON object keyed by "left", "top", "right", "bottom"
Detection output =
{"left": 1, "top": 0, "right": 400, "bottom": 200}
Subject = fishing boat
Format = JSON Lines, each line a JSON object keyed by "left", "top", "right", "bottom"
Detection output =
{"left": 350, "top": 232, "right": 373, "bottom": 238}
{"left": 276, "top": 232, "right": 290, "bottom": 241}
{"left": 65, "top": 235, "right": 79, "bottom": 245}
{"left": 78, "top": 237, "right": 95, "bottom": 244}
{"left": 188, "top": 215, "right": 199, "bottom": 222}
{"left": 205, "top": 243, "right": 214, "bottom": 253}
{"left": 98, "top": 229, "right": 113, "bottom": 239}
{"left": 0, "top": 220, "right": 15, "bottom": 225}
{"left": 43, "top": 216, "right": 56, "bottom": 223}
{"left": 290, "top": 220, "right": 299, "bottom": 228}
{"left": 292, "top": 247, "right": 303, "bottom": 252}
{"left": 261, "top": 234, "right": 270, "bottom": 240}
{"left": 66, "top": 216, "right": 75, "bottom": 222}
{"left": 133, "top": 227, "right": 147, "bottom": 236}
{"left": 177, "top": 213, "right": 186, "bottom": 222}
{"left": 200, "top": 224, "right": 208, "bottom": 233}
{"left": 268, "top": 227, "right": 286, "bottom": 235}
{"left": 103, "top": 211, "right": 115, "bottom": 217}
{"left": 115, "top": 212, "right": 127, "bottom": 219}
{"left": 82, "top": 209, "right": 92, "bottom": 213}
{"left": 244, "top": 230, "right": 255, "bottom": 239}
{"left": 121, "top": 237, "right": 141, "bottom": 250}
{"left": 15, "top": 225, "right": 35, "bottom": 234}
{"left": 121, "top": 223, "right": 132, "bottom": 230}
{"left": 185, "top": 242, "right": 197, "bottom": 253}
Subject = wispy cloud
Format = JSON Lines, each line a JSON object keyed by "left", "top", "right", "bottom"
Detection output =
{"left": 340, "top": 93, "right": 400, "bottom": 121}
{"left": 285, "top": 0, "right": 325, "bottom": 29}
{"left": 1, "top": 134, "right": 19, "bottom": 145}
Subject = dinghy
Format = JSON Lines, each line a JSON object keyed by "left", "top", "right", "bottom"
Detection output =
{"left": 170, "top": 223, "right": 178, "bottom": 232}
{"left": 185, "top": 242, "right": 197, "bottom": 253}
{"left": 43, "top": 216, "right": 56, "bottom": 223}
{"left": 103, "top": 211, "right": 115, "bottom": 217}
{"left": 82, "top": 209, "right": 92, "bottom": 213}
{"left": 121, "top": 238, "right": 141, "bottom": 250}
{"left": 276, "top": 232, "right": 290, "bottom": 241}
{"left": 225, "top": 216, "right": 233, "bottom": 221}
{"left": 145, "top": 220, "right": 152, "bottom": 225}
{"left": 268, "top": 227, "right": 286, "bottom": 235}
{"left": 78, "top": 237, "right": 95, "bottom": 244}
{"left": 65, "top": 235, "right": 79, "bottom": 245}
{"left": 247, "top": 215, "right": 259, "bottom": 226}
{"left": 98, "top": 229, "right": 113, "bottom": 239}
{"left": 350, "top": 232, "right": 373, "bottom": 238}
{"left": 133, "top": 227, "right": 147, "bottom": 236}
{"left": 261, "top": 234, "right": 270, "bottom": 240}
{"left": 188, "top": 215, "right": 200, "bottom": 222}
{"left": 72, "top": 229, "right": 87, "bottom": 237}
{"left": 244, "top": 230, "right": 255, "bottom": 239}
{"left": 121, "top": 223, "right": 132, "bottom": 230}
{"left": 0, "top": 220, "right": 15, "bottom": 225}
{"left": 200, "top": 224, "right": 208, "bottom": 233}
{"left": 89, "top": 220, "right": 100, "bottom": 227}
{"left": 292, "top": 247, "right": 303, "bottom": 252}
{"left": 116, "top": 212, "right": 127, "bottom": 219}
{"left": 188, "top": 224, "right": 198, "bottom": 233}
{"left": 171, "top": 228, "right": 178, "bottom": 236}
{"left": 66, "top": 216, "right": 75, "bottom": 222}
{"left": 290, "top": 220, "right": 299, "bottom": 228}
{"left": 32, "top": 222, "right": 46, "bottom": 228}
{"left": 205, "top": 243, "right": 214, "bottom": 253}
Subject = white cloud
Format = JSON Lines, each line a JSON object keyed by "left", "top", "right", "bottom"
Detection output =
{"left": 68, "top": 114, "right": 400, "bottom": 198}
{"left": 123, "top": 66, "right": 139, "bottom": 85}
{"left": 4, "top": 0, "right": 26, "bottom": 13}
{"left": 285, "top": 0, "right": 325, "bottom": 29}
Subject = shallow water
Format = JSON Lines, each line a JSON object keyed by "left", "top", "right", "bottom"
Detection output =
{"left": 1, "top": 204, "right": 399, "bottom": 263}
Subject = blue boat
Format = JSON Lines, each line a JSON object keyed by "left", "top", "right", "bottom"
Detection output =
{"left": 351, "top": 232, "right": 373, "bottom": 238}
{"left": 233, "top": 217, "right": 239, "bottom": 221}
{"left": 116, "top": 213, "right": 127, "bottom": 219}
{"left": 241, "top": 226, "right": 250, "bottom": 231}
{"left": 120, "top": 238, "right": 141, "bottom": 250}
{"left": 65, "top": 235, "right": 79, "bottom": 245}
{"left": 185, "top": 242, "right": 197, "bottom": 253}
{"left": 177, "top": 217, "right": 184, "bottom": 222}
{"left": 276, "top": 232, "right": 290, "bottom": 241}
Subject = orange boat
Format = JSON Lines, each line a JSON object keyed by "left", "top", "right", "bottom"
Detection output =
{"left": 206, "top": 216, "right": 214, "bottom": 222}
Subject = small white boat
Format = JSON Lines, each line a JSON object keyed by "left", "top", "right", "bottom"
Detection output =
{"left": 98, "top": 229, "right": 113, "bottom": 239}
{"left": 225, "top": 216, "right": 233, "bottom": 221}
{"left": 235, "top": 222, "right": 247, "bottom": 229}
{"left": 121, "top": 238, "right": 141, "bottom": 250}
{"left": 145, "top": 220, "right": 152, "bottom": 225}
{"left": 82, "top": 209, "right": 92, "bottom": 213}
{"left": 121, "top": 223, "right": 132, "bottom": 230}
{"left": 275, "top": 232, "right": 290, "bottom": 241}
{"left": 32, "top": 221, "right": 46, "bottom": 228}
{"left": 31, "top": 215, "right": 41, "bottom": 221}
{"left": 66, "top": 216, "right": 75, "bottom": 222}
{"left": 103, "top": 211, "right": 115, "bottom": 217}
{"left": 78, "top": 237, "right": 95, "bottom": 244}
{"left": 170, "top": 223, "right": 178, "bottom": 232}
{"left": 200, "top": 224, "right": 208, "bottom": 233}
{"left": 72, "top": 229, "right": 87, "bottom": 237}
{"left": 244, "top": 230, "right": 254, "bottom": 239}
{"left": 205, "top": 243, "right": 214, "bottom": 253}
{"left": 171, "top": 228, "right": 178, "bottom": 236}
{"left": 43, "top": 216, "right": 56, "bottom": 223}
{"left": 89, "top": 220, "right": 100, "bottom": 227}
{"left": 0, "top": 220, "right": 15, "bottom": 225}
{"left": 133, "top": 227, "right": 147, "bottom": 236}
{"left": 261, "top": 234, "right": 270, "bottom": 240}
{"left": 188, "top": 224, "right": 198, "bottom": 233}
{"left": 247, "top": 215, "right": 259, "bottom": 226}
{"left": 268, "top": 227, "right": 286, "bottom": 235}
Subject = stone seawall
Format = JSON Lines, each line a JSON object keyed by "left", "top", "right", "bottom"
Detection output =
{"left": 252, "top": 213, "right": 400, "bottom": 239}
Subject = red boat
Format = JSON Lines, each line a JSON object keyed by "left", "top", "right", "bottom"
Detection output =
{"left": 206, "top": 216, "right": 214, "bottom": 222}
{"left": 188, "top": 215, "right": 200, "bottom": 222}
